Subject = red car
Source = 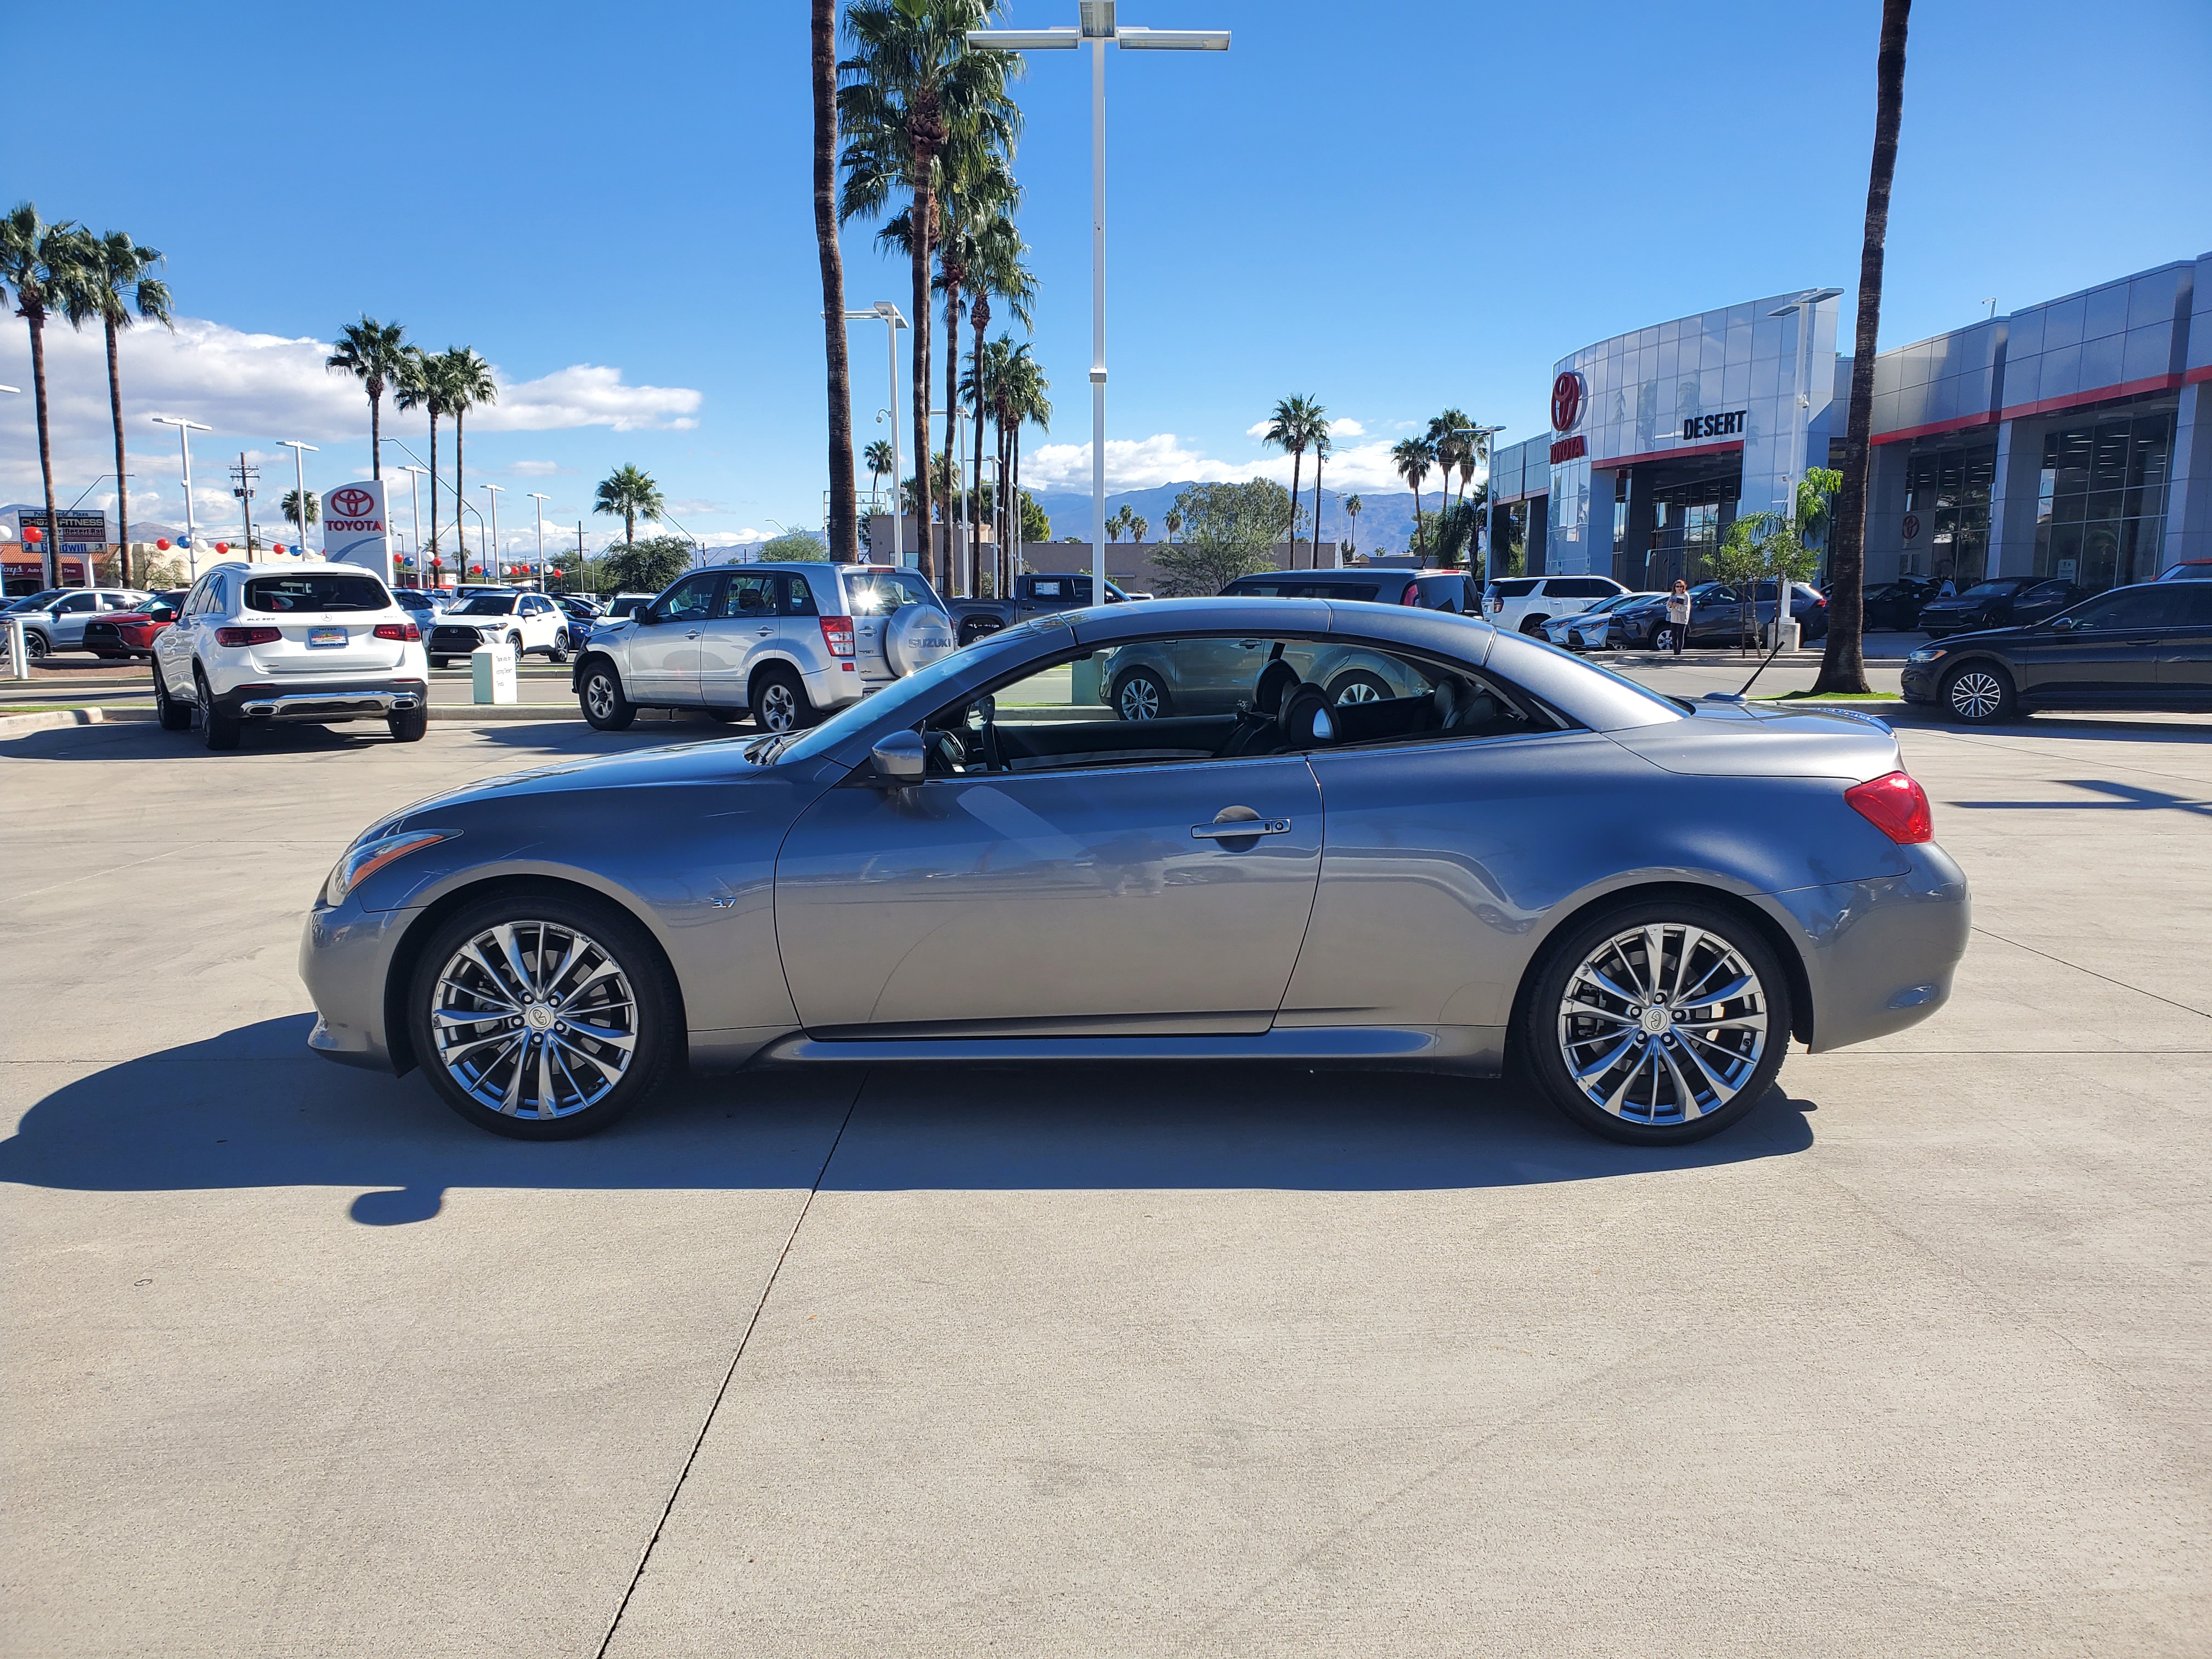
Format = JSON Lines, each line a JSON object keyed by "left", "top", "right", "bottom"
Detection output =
{"left": 84, "top": 590, "right": 188, "bottom": 659}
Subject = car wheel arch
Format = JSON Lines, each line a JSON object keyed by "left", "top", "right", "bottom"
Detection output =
{"left": 748, "top": 653, "right": 808, "bottom": 702}
{"left": 1503, "top": 879, "right": 1816, "bottom": 1072}
{"left": 575, "top": 650, "right": 625, "bottom": 689}
{"left": 380, "top": 871, "right": 690, "bottom": 1079}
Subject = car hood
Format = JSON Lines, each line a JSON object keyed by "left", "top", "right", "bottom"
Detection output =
{"left": 378, "top": 739, "right": 800, "bottom": 832}
{"left": 1916, "top": 622, "right": 2036, "bottom": 649}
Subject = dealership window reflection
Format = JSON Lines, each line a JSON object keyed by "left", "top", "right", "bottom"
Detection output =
{"left": 2033, "top": 411, "right": 2172, "bottom": 592}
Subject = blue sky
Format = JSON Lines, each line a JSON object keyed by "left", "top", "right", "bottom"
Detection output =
{"left": 7, "top": 0, "right": 2208, "bottom": 555}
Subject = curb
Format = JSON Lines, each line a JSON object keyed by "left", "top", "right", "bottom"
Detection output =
{"left": 0, "top": 707, "right": 111, "bottom": 737}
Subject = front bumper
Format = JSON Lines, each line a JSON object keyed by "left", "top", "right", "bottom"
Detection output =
{"left": 1769, "top": 841, "right": 1971, "bottom": 1051}
{"left": 300, "top": 899, "right": 420, "bottom": 1073}
{"left": 1898, "top": 661, "right": 1940, "bottom": 704}
{"left": 218, "top": 680, "right": 428, "bottom": 721}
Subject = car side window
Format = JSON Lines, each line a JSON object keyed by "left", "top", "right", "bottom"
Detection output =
{"left": 780, "top": 574, "right": 819, "bottom": 617}
{"left": 60, "top": 593, "right": 95, "bottom": 613}
{"left": 717, "top": 573, "right": 776, "bottom": 619}
{"left": 654, "top": 573, "right": 723, "bottom": 623}
{"left": 2071, "top": 589, "right": 2172, "bottom": 630}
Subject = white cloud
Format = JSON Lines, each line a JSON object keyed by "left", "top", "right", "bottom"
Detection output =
{"left": 1244, "top": 419, "right": 1272, "bottom": 440}
{"left": 1021, "top": 432, "right": 1422, "bottom": 495}
{"left": 1330, "top": 416, "right": 1366, "bottom": 437}
{"left": 508, "top": 459, "right": 568, "bottom": 477}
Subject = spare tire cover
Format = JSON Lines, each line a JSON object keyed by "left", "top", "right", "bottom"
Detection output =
{"left": 884, "top": 601, "right": 957, "bottom": 676}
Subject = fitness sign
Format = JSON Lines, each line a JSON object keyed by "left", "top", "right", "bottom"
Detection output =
{"left": 320, "top": 479, "right": 391, "bottom": 579}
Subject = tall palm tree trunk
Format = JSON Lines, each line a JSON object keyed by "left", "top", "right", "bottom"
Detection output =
{"left": 369, "top": 382, "right": 382, "bottom": 481}
{"left": 909, "top": 156, "right": 936, "bottom": 586}
{"left": 944, "top": 283, "right": 962, "bottom": 595}
{"left": 970, "top": 295, "right": 989, "bottom": 595}
{"left": 1286, "top": 448, "right": 1304, "bottom": 565}
{"left": 814, "top": 0, "right": 857, "bottom": 562}
{"left": 1010, "top": 423, "right": 1022, "bottom": 585}
{"left": 427, "top": 410, "right": 441, "bottom": 563}
{"left": 104, "top": 317, "right": 131, "bottom": 586}
{"left": 1816, "top": 0, "right": 1911, "bottom": 696}
{"left": 27, "top": 311, "right": 59, "bottom": 588}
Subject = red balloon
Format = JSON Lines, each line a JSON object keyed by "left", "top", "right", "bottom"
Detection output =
{"left": 157, "top": 537, "right": 172, "bottom": 550}
{"left": 21, "top": 526, "right": 41, "bottom": 543}
{"left": 273, "top": 543, "right": 287, "bottom": 556}
{"left": 215, "top": 541, "right": 229, "bottom": 554}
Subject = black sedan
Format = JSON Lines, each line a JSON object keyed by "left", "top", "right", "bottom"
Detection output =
{"left": 1900, "top": 580, "right": 2212, "bottom": 722}
{"left": 1915, "top": 576, "right": 2081, "bottom": 640}
{"left": 1863, "top": 578, "right": 1938, "bottom": 632}
{"left": 1609, "top": 580, "right": 1827, "bottom": 649}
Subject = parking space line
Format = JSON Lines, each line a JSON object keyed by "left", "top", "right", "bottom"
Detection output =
{"left": 1970, "top": 924, "right": 2212, "bottom": 1022}
{"left": 594, "top": 1070, "right": 868, "bottom": 1659}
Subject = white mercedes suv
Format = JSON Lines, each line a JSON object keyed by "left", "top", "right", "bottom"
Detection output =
{"left": 571, "top": 562, "right": 955, "bottom": 731}
{"left": 424, "top": 590, "right": 573, "bottom": 667}
{"left": 151, "top": 561, "right": 430, "bottom": 749}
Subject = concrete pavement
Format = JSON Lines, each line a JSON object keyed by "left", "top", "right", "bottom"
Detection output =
{"left": 2, "top": 706, "right": 2207, "bottom": 1656}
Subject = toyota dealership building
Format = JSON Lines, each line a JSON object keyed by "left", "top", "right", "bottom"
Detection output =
{"left": 1483, "top": 250, "right": 2212, "bottom": 596}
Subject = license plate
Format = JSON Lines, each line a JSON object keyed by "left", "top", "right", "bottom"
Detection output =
{"left": 308, "top": 627, "right": 347, "bottom": 648}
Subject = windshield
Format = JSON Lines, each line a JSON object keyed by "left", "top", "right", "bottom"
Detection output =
{"left": 9, "top": 590, "right": 64, "bottom": 611}
{"left": 453, "top": 596, "right": 517, "bottom": 616}
{"left": 1959, "top": 580, "right": 2020, "bottom": 599}
{"left": 243, "top": 573, "right": 391, "bottom": 613}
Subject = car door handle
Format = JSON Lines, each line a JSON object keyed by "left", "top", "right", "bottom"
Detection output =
{"left": 757, "top": 627, "right": 774, "bottom": 636}
{"left": 1191, "top": 817, "right": 1292, "bottom": 840}
{"left": 686, "top": 629, "right": 701, "bottom": 639}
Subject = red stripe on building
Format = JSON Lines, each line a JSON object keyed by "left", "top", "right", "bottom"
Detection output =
{"left": 1871, "top": 412, "right": 1999, "bottom": 446}
{"left": 2186, "top": 363, "right": 2212, "bottom": 386}
{"left": 1584, "top": 438, "right": 1745, "bottom": 472}
{"left": 1997, "top": 372, "right": 2185, "bottom": 422}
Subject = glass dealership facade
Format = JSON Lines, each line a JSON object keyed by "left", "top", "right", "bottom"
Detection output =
{"left": 1484, "top": 251, "right": 2212, "bottom": 595}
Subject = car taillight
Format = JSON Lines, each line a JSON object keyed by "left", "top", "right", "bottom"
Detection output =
{"left": 373, "top": 622, "right": 420, "bottom": 641}
{"left": 1845, "top": 770, "right": 1933, "bottom": 844}
{"left": 1487, "top": 596, "right": 1502, "bottom": 613}
{"left": 820, "top": 616, "right": 855, "bottom": 658}
{"left": 1400, "top": 582, "right": 1420, "bottom": 606}
{"left": 216, "top": 626, "right": 280, "bottom": 646}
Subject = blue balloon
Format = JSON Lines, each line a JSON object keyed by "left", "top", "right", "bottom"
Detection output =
{"left": 177, "top": 535, "right": 191, "bottom": 547}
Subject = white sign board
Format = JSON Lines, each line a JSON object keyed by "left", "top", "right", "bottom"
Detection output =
{"left": 320, "top": 481, "right": 391, "bottom": 583}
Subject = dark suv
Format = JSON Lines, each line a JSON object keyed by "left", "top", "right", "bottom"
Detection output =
{"left": 1900, "top": 581, "right": 2212, "bottom": 723}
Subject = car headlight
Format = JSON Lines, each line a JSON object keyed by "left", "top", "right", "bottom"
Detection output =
{"left": 1907, "top": 647, "right": 1946, "bottom": 664}
{"left": 323, "top": 829, "right": 454, "bottom": 906}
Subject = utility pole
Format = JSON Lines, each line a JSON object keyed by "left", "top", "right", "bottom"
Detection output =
{"left": 229, "top": 454, "right": 259, "bottom": 556}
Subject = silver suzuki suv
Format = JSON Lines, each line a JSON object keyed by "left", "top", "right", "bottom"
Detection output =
{"left": 571, "top": 561, "right": 955, "bottom": 732}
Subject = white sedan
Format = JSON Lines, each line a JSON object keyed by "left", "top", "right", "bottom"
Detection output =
{"left": 1544, "top": 591, "right": 1664, "bottom": 652}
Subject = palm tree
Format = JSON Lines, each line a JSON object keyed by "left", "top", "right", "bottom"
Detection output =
{"left": 812, "top": 0, "right": 859, "bottom": 561}
{"left": 1130, "top": 515, "right": 1149, "bottom": 546}
{"left": 61, "top": 229, "right": 172, "bottom": 588}
{"left": 1163, "top": 507, "right": 1182, "bottom": 545}
{"left": 1816, "top": 0, "right": 1911, "bottom": 696}
{"left": 594, "top": 465, "right": 665, "bottom": 548}
{"left": 864, "top": 437, "right": 896, "bottom": 510}
{"left": 1, "top": 203, "right": 84, "bottom": 588}
{"left": 280, "top": 489, "right": 320, "bottom": 528}
{"left": 1263, "top": 395, "right": 1325, "bottom": 557}
{"left": 1392, "top": 436, "right": 1436, "bottom": 556}
{"left": 1342, "top": 494, "right": 1362, "bottom": 558}
{"left": 1104, "top": 504, "right": 1129, "bottom": 543}
{"left": 393, "top": 348, "right": 447, "bottom": 563}
{"left": 990, "top": 339, "right": 1048, "bottom": 585}
{"left": 438, "top": 348, "right": 497, "bottom": 560}
{"left": 1428, "top": 409, "right": 1472, "bottom": 518}
{"left": 1307, "top": 425, "right": 1332, "bottom": 567}
{"left": 840, "top": 0, "right": 1019, "bottom": 587}
{"left": 325, "top": 316, "right": 410, "bottom": 484}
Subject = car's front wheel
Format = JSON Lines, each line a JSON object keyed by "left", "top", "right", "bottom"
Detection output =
{"left": 24, "top": 630, "right": 50, "bottom": 661}
{"left": 1940, "top": 661, "right": 2015, "bottom": 724}
{"left": 406, "top": 891, "right": 683, "bottom": 1139}
{"left": 1520, "top": 899, "right": 1792, "bottom": 1146}
{"left": 547, "top": 630, "right": 571, "bottom": 664}
{"left": 1111, "top": 666, "right": 1171, "bottom": 720}
{"left": 578, "top": 661, "right": 636, "bottom": 731}
{"left": 1327, "top": 670, "right": 1392, "bottom": 705}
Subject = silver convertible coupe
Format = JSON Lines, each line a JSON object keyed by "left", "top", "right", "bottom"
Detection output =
{"left": 301, "top": 597, "right": 1970, "bottom": 1146}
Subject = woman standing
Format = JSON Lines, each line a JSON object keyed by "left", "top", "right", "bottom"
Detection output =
{"left": 1664, "top": 579, "right": 1691, "bottom": 656}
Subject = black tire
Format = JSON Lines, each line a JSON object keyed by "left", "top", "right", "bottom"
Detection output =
{"left": 1110, "top": 665, "right": 1171, "bottom": 721}
{"left": 430, "top": 656, "right": 449, "bottom": 669}
{"left": 405, "top": 889, "right": 683, "bottom": 1141}
{"left": 1519, "top": 616, "right": 1548, "bottom": 636}
{"left": 1940, "top": 661, "right": 2016, "bottom": 725}
{"left": 24, "top": 630, "right": 50, "bottom": 661}
{"left": 153, "top": 665, "right": 192, "bottom": 731}
{"left": 196, "top": 671, "right": 240, "bottom": 751}
{"left": 388, "top": 707, "right": 428, "bottom": 743}
{"left": 1649, "top": 624, "right": 1671, "bottom": 651}
{"left": 1327, "top": 669, "right": 1394, "bottom": 706}
{"left": 751, "top": 663, "right": 814, "bottom": 732}
{"left": 578, "top": 661, "right": 636, "bottom": 731}
{"left": 1517, "top": 896, "right": 1792, "bottom": 1147}
{"left": 547, "top": 630, "right": 571, "bottom": 664}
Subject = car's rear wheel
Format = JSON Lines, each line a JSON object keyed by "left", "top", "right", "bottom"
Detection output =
{"left": 1941, "top": 661, "right": 2015, "bottom": 724}
{"left": 751, "top": 664, "right": 814, "bottom": 731}
{"left": 578, "top": 661, "right": 636, "bottom": 731}
{"left": 430, "top": 656, "right": 449, "bottom": 669}
{"left": 407, "top": 893, "right": 682, "bottom": 1139}
{"left": 153, "top": 665, "right": 192, "bottom": 731}
{"left": 1111, "top": 666, "right": 1171, "bottom": 721}
{"left": 195, "top": 670, "right": 240, "bottom": 751}
{"left": 388, "top": 707, "right": 428, "bottom": 743}
{"left": 1520, "top": 899, "right": 1791, "bottom": 1146}
{"left": 1327, "top": 670, "right": 1392, "bottom": 705}
{"left": 547, "top": 630, "right": 571, "bottom": 664}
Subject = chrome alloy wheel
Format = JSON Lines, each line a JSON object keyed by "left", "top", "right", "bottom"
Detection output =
{"left": 1333, "top": 679, "right": 1384, "bottom": 704}
{"left": 583, "top": 672, "right": 618, "bottom": 721}
{"left": 756, "top": 680, "right": 800, "bottom": 731}
{"left": 1116, "top": 676, "right": 1161, "bottom": 720}
{"left": 1556, "top": 923, "right": 1768, "bottom": 1126}
{"left": 1947, "top": 670, "right": 2004, "bottom": 719}
{"left": 431, "top": 921, "right": 636, "bottom": 1119}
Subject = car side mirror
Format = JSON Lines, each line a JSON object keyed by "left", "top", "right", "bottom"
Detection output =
{"left": 2050, "top": 616, "right": 2075, "bottom": 631}
{"left": 638, "top": 609, "right": 662, "bottom": 625}
{"left": 870, "top": 729, "right": 928, "bottom": 785}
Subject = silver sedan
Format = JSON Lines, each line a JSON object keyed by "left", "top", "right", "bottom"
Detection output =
{"left": 301, "top": 597, "right": 1971, "bottom": 1147}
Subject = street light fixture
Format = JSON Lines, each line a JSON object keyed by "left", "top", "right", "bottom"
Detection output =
{"left": 836, "top": 302, "right": 909, "bottom": 567}
{"left": 399, "top": 465, "right": 430, "bottom": 583}
{"left": 151, "top": 415, "right": 212, "bottom": 583}
{"left": 967, "top": 3, "right": 1230, "bottom": 608}
{"left": 482, "top": 484, "right": 505, "bottom": 579}
{"left": 1763, "top": 288, "right": 1844, "bottom": 639}
{"left": 527, "top": 492, "right": 550, "bottom": 587}
{"left": 279, "top": 440, "right": 318, "bottom": 556}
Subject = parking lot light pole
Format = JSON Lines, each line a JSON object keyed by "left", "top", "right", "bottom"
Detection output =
{"left": 279, "top": 440, "right": 317, "bottom": 556}
{"left": 527, "top": 492, "right": 550, "bottom": 587}
{"left": 1766, "top": 288, "right": 1844, "bottom": 640}
{"left": 399, "top": 465, "right": 429, "bottom": 584}
{"left": 836, "top": 303, "right": 908, "bottom": 567}
{"left": 483, "top": 484, "right": 505, "bottom": 580}
{"left": 967, "top": 4, "right": 1230, "bottom": 608}
{"left": 151, "top": 415, "right": 212, "bottom": 582}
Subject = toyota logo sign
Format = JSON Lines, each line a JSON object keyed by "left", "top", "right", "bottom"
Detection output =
{"left": 1550, "top": 371, "right": 1585, "bottom": 434}
{"left": 1902, "top": 514, "right": 1922, "bottom": 540}
{"left": 332, "top": 487, "right": 375, "bottom": 517}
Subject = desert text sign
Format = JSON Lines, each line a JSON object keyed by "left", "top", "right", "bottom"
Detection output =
{"left": 321, "top": 481, "right": 391, "bottom": 581}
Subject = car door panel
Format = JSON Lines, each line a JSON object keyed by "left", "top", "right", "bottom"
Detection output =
{"left": 774, "top": 757, "right": 1324, "bottom": 1035}
{"left": 698, "top": 572, "right": 778, "bottom": 708}
{"left": 2015, "top": 589, "right": 2169, "bottom": 703}
{"left": 2157, "top": 586, "right": 2212, "bottom": 702}
{"left": 626, "top": 573, "right": 721, "bottom": 703}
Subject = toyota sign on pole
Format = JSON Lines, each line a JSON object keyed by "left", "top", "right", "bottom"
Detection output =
{"left": 320, "top": 481, "right": 391, "bottom": 582}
